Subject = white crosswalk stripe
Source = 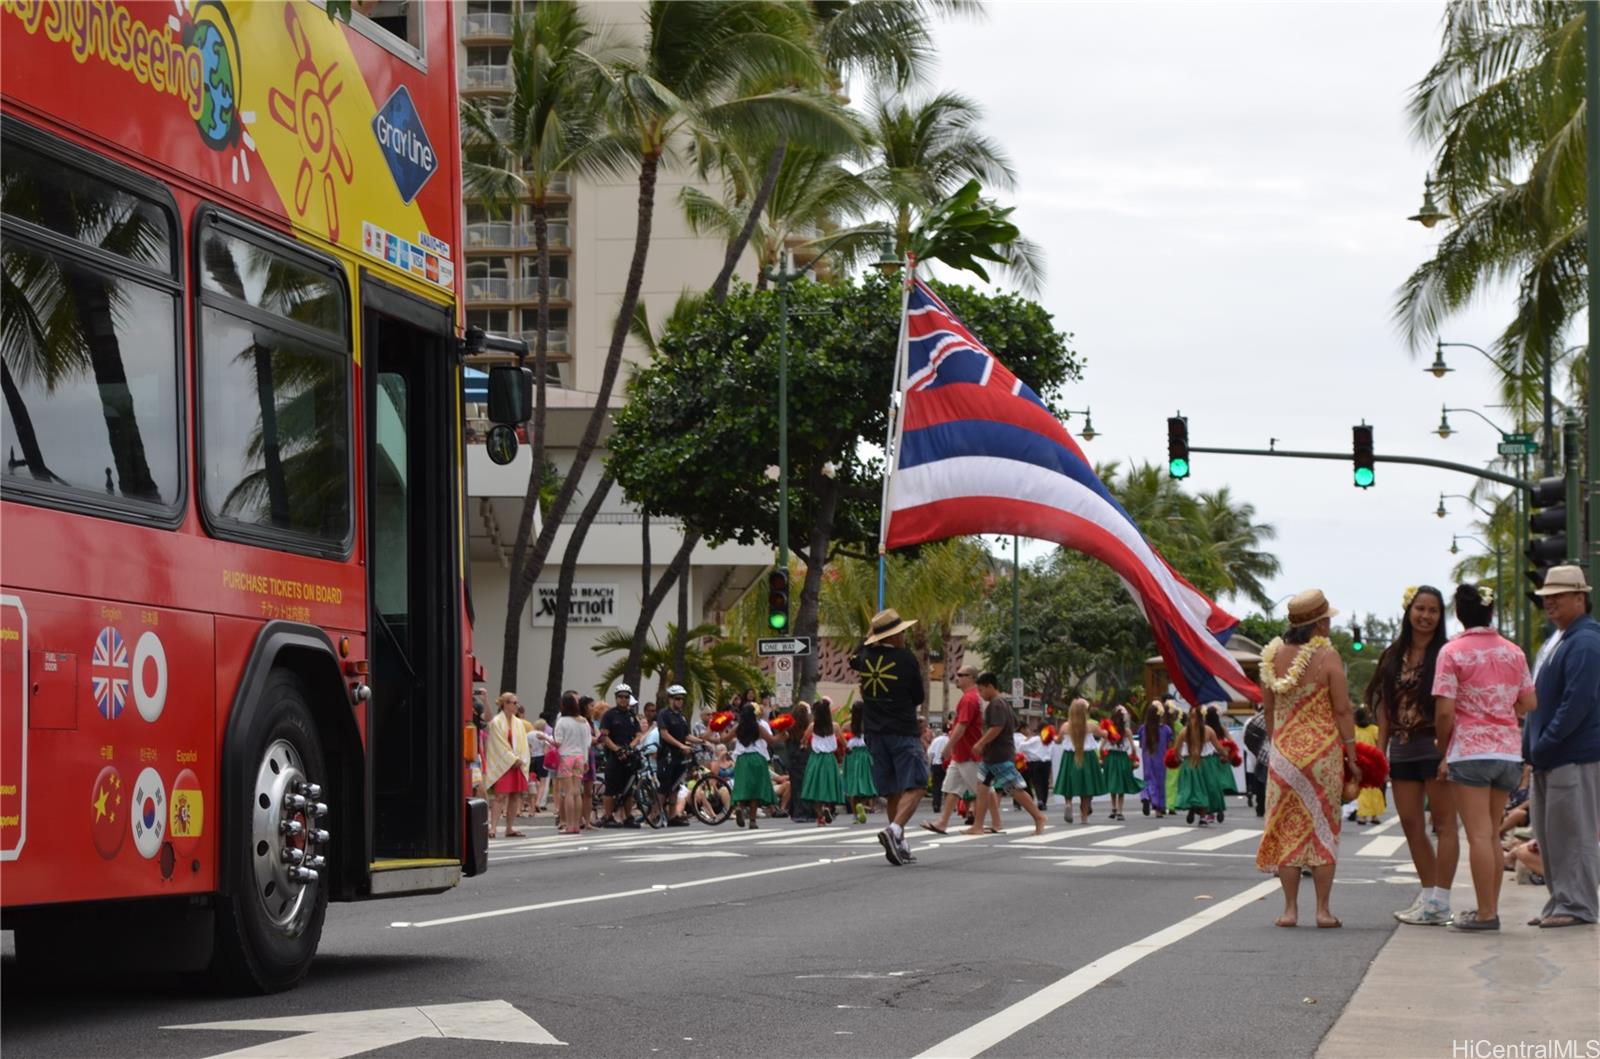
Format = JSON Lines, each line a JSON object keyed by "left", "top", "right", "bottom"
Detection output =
{"left": 1013, "top": 826, "right": 1122, "bottom": 845}
{"left": 1356, "top": 835, "right": 1408, "bottom": 858}
{"left": 1093, "top": 826, "right": 1192, "bottom": 848}
{"left": 1179, "top": 829, "right": 1260, "bottom": 852}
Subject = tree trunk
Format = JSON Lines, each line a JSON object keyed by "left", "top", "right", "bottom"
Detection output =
{"left": 622, "top": 529, "right": 700, "bottom": 690}
{"left": 540, "top": 469, "right": 616, "bottom": 721}
{"left": 708, "top": 138, "right": 786, "bottom": 305}
{"left": 624, "top": 512, "right": 653, "bottom": 688}
{"left": 795, "top": 474, "right": 838, "bottom": 701}
{"left": 1, "top": 361, "right": 57, "bottom": 481}
{"left": 501, "top": 152, "right": 662, "bottom": 693}
{"left": 674, "top": 558, "right": 690, "bottom": 687}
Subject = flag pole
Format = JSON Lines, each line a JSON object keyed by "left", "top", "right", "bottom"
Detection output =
{"left": 877, "top": 256, "right": 916, "bottom": 611}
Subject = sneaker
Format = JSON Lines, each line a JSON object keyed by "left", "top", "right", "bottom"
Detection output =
{"left": 1396, "top": 901, "right": 1451, "bottom": 926}
{"left": 877, "top": 829, "right": 905, "bottom": 866}
{"left": 896, "top": 833, "right": 913, "bottom": 863}
{"left": 1393, "top": 893, "right": 1425, "bottom": 922}
{"left": 855, "top": 804, "right": 868, "bottom": 825}
{"left": 1141, "top": 798, "right": 1151, "bottom": 817}
{"left": 735, "top": 806, "right": 746, "bottom": 828}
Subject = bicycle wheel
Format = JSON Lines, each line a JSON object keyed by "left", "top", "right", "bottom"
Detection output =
{"left": 634, "top": 774, "right": 665, "bottom": 828}
{"left": 691, "top": 775, "right": 732, "bottom": 825}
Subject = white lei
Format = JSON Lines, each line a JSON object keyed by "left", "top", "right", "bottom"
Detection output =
{"left": 1260, "top": 636, "right": 1330, "bottom": 697}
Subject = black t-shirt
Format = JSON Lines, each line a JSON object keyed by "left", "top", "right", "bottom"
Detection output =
{"left": 848, "top": 643, "right": 924, "bottom": 738}
{"left": 981, "top": 695, "right": 1017, "bottom": 765}
{"left": 658, "top": 708, "right": 691, "bottom": 765}
{"left": 600, "top": 705, "right": 641, "bottom": 754}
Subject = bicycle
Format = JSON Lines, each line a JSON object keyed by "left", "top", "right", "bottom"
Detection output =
{"left": 682, "top": 744, "right": 732, "bottom": 826}
{"left": 591, "top": 746, "right": 666, "bottom": 829}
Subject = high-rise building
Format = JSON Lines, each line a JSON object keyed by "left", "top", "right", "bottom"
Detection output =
{"left": 456, "top": 0, "right": 770, "bottom": 706}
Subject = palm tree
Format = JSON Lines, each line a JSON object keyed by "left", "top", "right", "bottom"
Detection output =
{"left": 1192, "top": 487, "right": 1281, "bottom": 610}
{"left": 497, "top": 0, "right": 856, "bottom": 695}
{"left": 1395, "top": 1, "right": 1586, "bottom": 456}
{"left": 591, "top": 622, "right": 765, "bottom": 709}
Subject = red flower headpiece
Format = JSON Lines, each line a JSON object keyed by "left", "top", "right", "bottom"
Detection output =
{"left": 769, "top": 713, "right": 796, "bottom": 733}
{"left": 1039, "top": 724, "right": 1058, "bottom": 745}
{"left": 1219, "top": 737, "right": 1243, "bottom": 767}
{"left": 1099, "top": 718, "right": 1123, "bottom": 744}
{"left": 709, "top": 711, "right": 735, "bottom": 733}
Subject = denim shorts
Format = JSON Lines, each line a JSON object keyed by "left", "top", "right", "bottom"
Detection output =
{"left": 867, "top": 733, "right": 929, "bottom": 794}
{"left": 980, "top": 759, "right": 1025, "bottom": 793}
{"left": 1448, "top": 758, "right": 1523, "bottom": 791}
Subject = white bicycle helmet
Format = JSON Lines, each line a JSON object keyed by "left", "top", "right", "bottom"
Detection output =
{"left": 666, "top": 684, "right": 687, "bottom": 697}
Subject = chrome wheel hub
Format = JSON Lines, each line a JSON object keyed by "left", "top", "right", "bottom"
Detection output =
{"left": 250, "top": 738, "right": 329, "bottom": 934}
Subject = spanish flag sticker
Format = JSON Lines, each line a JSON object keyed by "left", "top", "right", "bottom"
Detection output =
{"left": 169, "top": 768, "right": 203, "bottom": 857}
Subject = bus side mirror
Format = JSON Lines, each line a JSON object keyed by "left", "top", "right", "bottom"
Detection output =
{"left": 487, "top": 365, "right": 532, "bottom": 425}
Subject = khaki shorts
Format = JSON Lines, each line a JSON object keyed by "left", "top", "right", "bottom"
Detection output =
{"left": 942, "top": 760, "right": 982, "bottom": 797}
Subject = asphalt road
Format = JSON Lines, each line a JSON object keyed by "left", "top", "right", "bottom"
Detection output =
{"left": 2, "top": 797, "right": 1420, "bottom": 1059}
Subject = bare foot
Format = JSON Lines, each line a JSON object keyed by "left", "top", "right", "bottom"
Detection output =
{"left": 1033, "top": 817, "right": 1047, "bottom": 835}
{"left": 959, "top": 827, "right": 985, "bottom": 836}
{"left": 1275, "top": 912, "right": 1298, "bottom": 928}
{"left": 1316, "top": 913, "right": 1342, "bottom": 929}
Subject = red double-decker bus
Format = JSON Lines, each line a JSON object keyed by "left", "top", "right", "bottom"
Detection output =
{"left": 1, "top": 0, "right": 489, "bottom": 991}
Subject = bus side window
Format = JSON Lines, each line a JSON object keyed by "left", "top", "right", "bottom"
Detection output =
{"left": 195, "top": 217, "right": 352, "bottom": 556}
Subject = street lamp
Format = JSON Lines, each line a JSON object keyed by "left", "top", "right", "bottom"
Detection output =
{"left": 1409, "top": 179, "right": 1448, "bottom": 228}
{"left": 1429, "top": 336, "right": 1554, "bottom": 477}
{"left": 764, "top": 228, "right": 899, "bottom": 574}
{"left": 1450, "top": 533, "right": 1507, "bottom": 633}
{"left": 1436, "top": 492, "right": 1495, "bottom": 520}
{"left": 1064, "top": 407, "right": 1097, "bottom": 442}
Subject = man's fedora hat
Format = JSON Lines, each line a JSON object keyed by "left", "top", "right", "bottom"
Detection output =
{"left": 1533, "top": 564, "right": 1592, "bottom": 596}
{"left": 864, "top": 608, "right": 917, "bottom": 645}
{"left": 1286, "top": 589, "right": 1339, "bottom": 627}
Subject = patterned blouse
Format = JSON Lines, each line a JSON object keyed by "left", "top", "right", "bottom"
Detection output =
{"left": 1432, "top": 627, "right": 1533, "bottom": 762}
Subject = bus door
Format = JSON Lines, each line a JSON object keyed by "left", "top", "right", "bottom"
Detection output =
{"left": 362, "top": 278, "right": 460, "bottom": 868}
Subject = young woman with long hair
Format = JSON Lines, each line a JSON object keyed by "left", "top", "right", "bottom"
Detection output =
{"left": 1053, "top": 699, "right": 1105, "bottom": 823}
{"left": 1099, "top": 705, "right": 1144, "bottom": 820}
{"left": 1139, "top": 702, "right": 1172, "bottom": 817}
{"left": 799, "top": 697, "right": 846, "bottom": 826}
{"left": 1174, "top": 704, "right": 1224, "bottom": 825}
{"left": 727, "top": 703, "right": 782, "bottom": 828}
{"left": 1366, "top": 585, "right": 1458, "bottom": 926}
{"left": 842, "top": 703, "right": 878, "bottom": 823}
{"left": 1203, "top": 705, "right": 1238, "bottom": 806}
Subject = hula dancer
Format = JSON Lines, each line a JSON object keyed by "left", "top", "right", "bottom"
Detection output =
{"left": 1140, "top": 702, "right": 1172, "bottom": 817}
{"left": 727, "top": 704, "right": 782, "bottom": 828}
{"left": 1098, "top": 705, "right": 1144, "bottom": 820}
{"left": 842, "top": 703, "right": 879, "bottom": 823}
{"left": 1165, "top": 702, "right": 1184, "bottom": 810}
{"left": 1053, "top": 699, "right": 1105, "bottom": 823}
{"left": 800, "top": 697, "right": 846, "bottom": 826}
{"left": 1203, "top": 705, "right": 1239, "bottom": 806}
{"left": 1175, "top": 704, "right": 1224, "bottom": 825}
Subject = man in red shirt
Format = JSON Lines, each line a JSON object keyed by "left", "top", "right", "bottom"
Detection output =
{"left": 923, "top": 665, "right": 982, "bottom": 834}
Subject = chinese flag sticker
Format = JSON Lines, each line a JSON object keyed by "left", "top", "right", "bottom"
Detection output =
{"left": 90, "top": 765, "right": 124, "bottom": 860}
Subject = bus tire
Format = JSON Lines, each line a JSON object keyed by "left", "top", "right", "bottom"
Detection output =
{"left": 213, "top": 668, "right": 330, "bottom": 993}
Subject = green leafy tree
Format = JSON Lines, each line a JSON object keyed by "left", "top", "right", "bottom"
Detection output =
{"left": 607, "top": 273, "right": 1080, "bottom": 698}
{"left": 590, "top": 622, "right": 765, "bottom": 710}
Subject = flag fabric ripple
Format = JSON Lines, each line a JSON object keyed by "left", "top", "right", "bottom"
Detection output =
{"left": 883, "top": 279, "right": 1260, "bottom": 705}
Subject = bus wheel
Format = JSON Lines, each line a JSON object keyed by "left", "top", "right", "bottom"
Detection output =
{"left": 213, "top": 669, "right": 331, "bottom": 993}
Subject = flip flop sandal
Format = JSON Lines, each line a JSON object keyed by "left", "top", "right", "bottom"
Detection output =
{"left": 984, "top": 827, "right": 1005, "bottom": 834}
{"left": 1527, "top": 916, "right": 1547, "bottom": 926}
{"left": 1538, "top": 915, "right": 1590, "bottom": 928}
{"left": 921, "top": 822, "right": 948, "bottom": 835}
{"left": 505, "top": 830, "right": 526, "bottom": 838}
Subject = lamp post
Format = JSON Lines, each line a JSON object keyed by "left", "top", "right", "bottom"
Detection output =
{"left": 1450, "top": 533, "right": 1506, "bottom": 634}
{"left": 1427, "top": 338, "right": 1554, "bottom": 477}
{"left": 1063, "top": 408, "right": 1097, "bottom": 442}
{"left": 764, "top": 231, "right": 900, "bottom": 573}
{"left": 1437, "top": 491, "right": 1520, "bottom": 647}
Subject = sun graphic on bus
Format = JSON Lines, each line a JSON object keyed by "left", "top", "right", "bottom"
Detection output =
{"left": 174, "top": 0, "right": 260, "bottom": 186}
{"left": 266, "top": 2, "right": 354, "bottom": 242}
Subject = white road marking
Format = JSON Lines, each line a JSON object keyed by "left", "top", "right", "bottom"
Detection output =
{"left": 1356, "top": 835, "right": 1409, "bottom": 858}
{"left": 1179, "top": 829, "right": 1260, "bottom": 852}
{"left": 1012, "top": 825, "right": 1121, "bottom": 845}
{"left": 912, "top": 879, "right": 1279, "bottom": 1059}
{"left": 617, "top": 852, "right": 746, "bottom": 863}
{"left": 394, "top": 854, "right": 879, "bottom": 929}
{"left": 681, "top": 828, "right": 802, "bottom": 846}
{"left": 921, "top": 832, "right": 995, "bottom": 848}
{"left": 1364, "top": 815, "right": 1401, "bottom": 835}
{"left": 746, "top": 829, "right": 865, "bottom": 845}
{"left": 1093, "top": 826, "right": 1191, "bottom": 848}
{"left": 1022, "top": 854, "right": 1184, "bottom": 868}
{"left": 167, "top": 1000, "right": 563, "bottom": 1058}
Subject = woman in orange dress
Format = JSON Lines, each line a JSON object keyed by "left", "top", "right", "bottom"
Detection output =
{"left": 1255, "top": 590, "right": 1361, "bottom": 928}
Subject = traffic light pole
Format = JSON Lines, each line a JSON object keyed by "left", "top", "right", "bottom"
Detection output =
{"left": 1565, "top": 419, "right": 1583, "bottom": 564}
{"left": 1587, "top": 1, "right": 1600, "bottom": 583}
{"left": 1187, "top": 445, "right": 1536, "bottom": 491}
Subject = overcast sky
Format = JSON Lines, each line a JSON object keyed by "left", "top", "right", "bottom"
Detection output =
{"left": 926, "top": 1, "right": 1523, "bottom": 627}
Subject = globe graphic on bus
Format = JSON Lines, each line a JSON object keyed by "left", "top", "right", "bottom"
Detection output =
{"left": 192, "top": 16, "right": 237, "bottom": 148}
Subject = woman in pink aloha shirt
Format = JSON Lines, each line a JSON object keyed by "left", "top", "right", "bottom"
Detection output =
{"left": 1432, "top": 583, "right": 1537, "bottom": 932}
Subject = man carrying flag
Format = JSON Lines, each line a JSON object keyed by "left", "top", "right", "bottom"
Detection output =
{"left": 880, "top": 278, "right": 1258, "bottom": 708}
{"left": 849, "top": 609, "right": 927, "bottom": 866}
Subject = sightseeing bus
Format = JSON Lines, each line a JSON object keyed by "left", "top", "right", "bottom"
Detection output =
{"left": 0, "top": 0, "right": 492, "bottom": 991}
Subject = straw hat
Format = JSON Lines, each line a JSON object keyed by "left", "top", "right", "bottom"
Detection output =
{"left": 1533, "top": 565, "right": 1592, "bottom": 596}
{"left": 1286, "top": 589, "right": 1339, "bottom": 627}
{"left": 863, "top": 607, "right": 918, "bottom": 645}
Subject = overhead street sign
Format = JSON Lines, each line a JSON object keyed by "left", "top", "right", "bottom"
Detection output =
{"left": 758, "top": 637, "right": 811, "bottom": 657}
{"left": 1498, "top": 438, "right": 1539, "bottom": 456}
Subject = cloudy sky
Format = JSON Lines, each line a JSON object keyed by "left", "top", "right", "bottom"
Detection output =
{"left": 926, "top": 1, "right": 1523, "bottom": 626}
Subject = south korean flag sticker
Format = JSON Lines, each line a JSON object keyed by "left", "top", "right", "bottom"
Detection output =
{"left": 131, "top": 767, "right": 167, "bottom": 860}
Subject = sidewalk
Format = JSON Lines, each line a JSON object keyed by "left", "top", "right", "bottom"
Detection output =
{"left": 1318, "top": 876, "right": 1599, "bottom": 1057}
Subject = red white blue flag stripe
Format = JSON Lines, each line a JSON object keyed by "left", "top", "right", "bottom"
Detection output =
{"left": 883, "top": 279, "right": 1260, "bottom": 705}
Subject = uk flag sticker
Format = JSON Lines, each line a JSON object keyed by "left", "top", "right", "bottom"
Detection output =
{"left": 131, "top": 767, "right": 166, "bottom": 860}
{"left": 91, "top": 626, "right": 129, "bottom": 720}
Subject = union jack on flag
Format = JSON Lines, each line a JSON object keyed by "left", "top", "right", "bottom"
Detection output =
{"left": 91, "top": 626, "right": 130, "bottom": 720}
{"left": 881, "top": 279, "right": 1260, "bottom": 705}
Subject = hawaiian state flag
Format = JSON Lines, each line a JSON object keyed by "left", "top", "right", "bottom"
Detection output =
{"left": 881, "top": 279, "right": 1260, "bottom": 705}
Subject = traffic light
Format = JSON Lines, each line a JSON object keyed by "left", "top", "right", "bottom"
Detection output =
{"left": 766, "top": 568, "right": 790, "bottom": 631}
{"left": 1167, "top": 415, "right": 1190, "bottom": 479}
{"left": 1351, "top": 623, "right": 1364, "bottom": 652}
{"left": 1352, "top": 424, "right": 1375, "bottom": 489}
{"left": 1526, "top": 475, "right": 1567, "bottom": 601}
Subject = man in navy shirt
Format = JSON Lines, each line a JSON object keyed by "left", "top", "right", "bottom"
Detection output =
{"left": 1527, "top": 565, "right": 1600, "bottom": 928}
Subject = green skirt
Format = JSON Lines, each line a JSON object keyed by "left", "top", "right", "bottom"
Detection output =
{"left": 1053, "top": 751, "right": 1105, "bottom": 797}
{"left": 1100, "top": 750, "right": 1144, "bottom": 795}
{"left": 800, "top": 753, "right": 845, "bottom": 806}
{"left": 1205, "top": 754, "right": 1238, "bottom": 795}
{"left": 1166, "top": 727, "right": 1184, "bottom": 806}
{"left": 731, "top": 753, "right": 777, "bottom": 805}
{"left": 842, "top": 746, "right": 878, "bottom": 798}
{"left": 1175, "top": 760, "right": 1223, "bottom": 813}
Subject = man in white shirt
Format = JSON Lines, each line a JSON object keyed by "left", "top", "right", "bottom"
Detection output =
{"left": 927, "top": 722, "right": 951, "bottom": 813}
{"left": 1019, "top": 723, "right": 1052, "bottom": 809}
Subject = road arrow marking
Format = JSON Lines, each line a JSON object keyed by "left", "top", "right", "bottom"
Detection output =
{"left": 166, "top": 999, "right": 564, "bottom": 1058}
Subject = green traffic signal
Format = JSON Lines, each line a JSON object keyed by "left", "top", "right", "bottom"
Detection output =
{"left": 1169, "top": 457, "right": 1189, "bottom": 479}
{"left": 1353, "top": 467, "right": 1375, "bottom": 488}
{"left": 768, "top": 611, "right": 788, "bottom": 631}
